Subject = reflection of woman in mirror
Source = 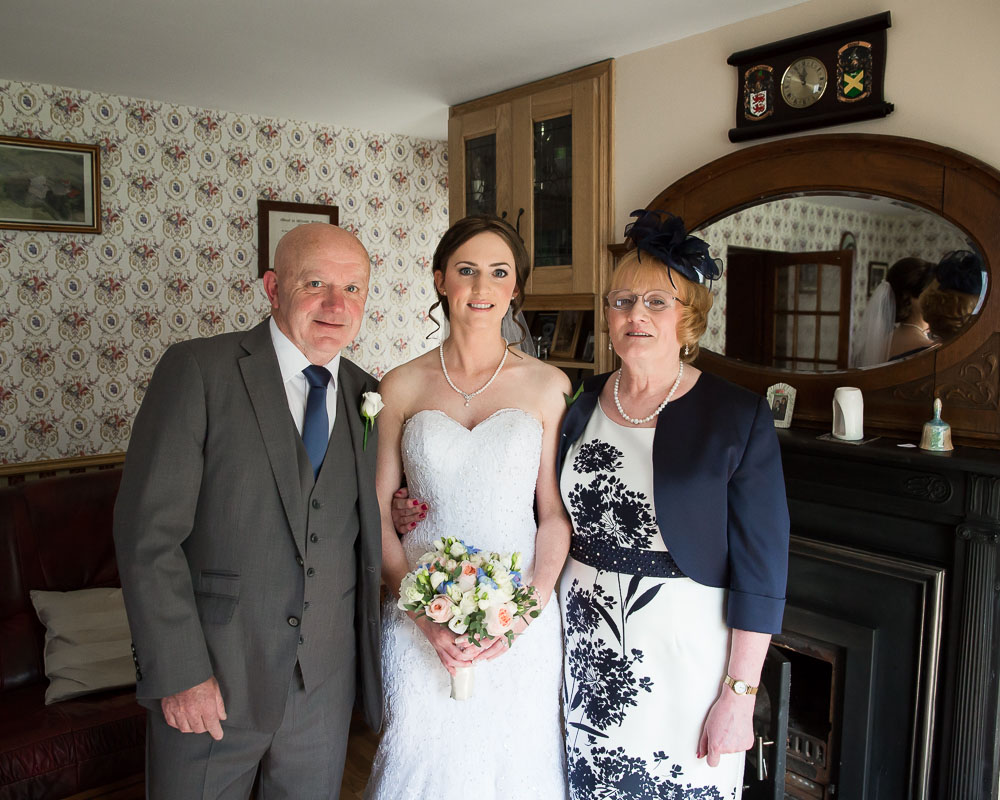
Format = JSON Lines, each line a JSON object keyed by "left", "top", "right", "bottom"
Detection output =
{"left": 920, "top": 250, "right": 985, "bottom": 342}
{"left": 887, "top": 257, "right": 936, "bottom": 360}
{"left": 853, "top": 257, "right": 935, "bottom": 367}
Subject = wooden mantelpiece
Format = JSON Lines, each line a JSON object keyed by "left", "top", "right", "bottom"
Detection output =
{"left": 777, "top": 428, "right": 1000, "bottom": 798}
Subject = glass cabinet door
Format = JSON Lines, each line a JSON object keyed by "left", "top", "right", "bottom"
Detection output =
{"left": 465, "top": 133, "right": 496, "bottom": 217}
{"left": 448, "top": 104, "right": 512, "bottom": 225}
{"left": 532, "top": 115, "right": 572, "bottom": 267}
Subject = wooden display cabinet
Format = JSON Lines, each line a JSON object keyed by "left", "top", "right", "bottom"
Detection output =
{"left": 449, "top": 60, "right": 615, "bottom": 378}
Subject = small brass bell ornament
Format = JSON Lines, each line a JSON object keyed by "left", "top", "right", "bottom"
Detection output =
{"left": 920, "top": 398, "right": 953, "bottom": 452}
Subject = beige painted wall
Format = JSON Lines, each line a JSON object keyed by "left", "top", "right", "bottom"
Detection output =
{"left": 615, "top": 0, "right": 1000, "bottom": 234}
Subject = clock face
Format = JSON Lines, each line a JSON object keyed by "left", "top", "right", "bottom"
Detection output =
{"left": 780, "top": 57, "right": 828, "bottom": 108}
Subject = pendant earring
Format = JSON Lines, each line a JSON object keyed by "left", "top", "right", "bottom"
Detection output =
{"left": 608, "top": 340, "right": 613, "bottom": 352}
{"left": 683, "top": 344, "right": 690, "bottom": 357}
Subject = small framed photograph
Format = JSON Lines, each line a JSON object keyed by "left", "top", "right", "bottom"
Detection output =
{"left": 529, "top": 312, "right": 559, "bottom": 359}
{"left": 258, "top": 199, "right": 339, "bottom": 277}
{"left": 550, "top": 311, "right": 584, "bottom": 359}
{"left": 868, "top": 261, "right": 888, "bottom": 296}
{"left": 766, "top": 382, "right": 796, "bottom": 429}
{"left": 0, "top": 135, "right": 101, "bottom": 233}
{"left": 581, "top": 331, "right": 595, "bottom": 363}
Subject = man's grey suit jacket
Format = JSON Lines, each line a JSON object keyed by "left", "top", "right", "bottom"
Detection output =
{"left": 113, "top": 319, "right": 382, "bottom": 732}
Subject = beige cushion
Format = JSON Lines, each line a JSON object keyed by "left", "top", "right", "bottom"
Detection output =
{"left": 29, "top": 587, "right": 135, "bottom": 704}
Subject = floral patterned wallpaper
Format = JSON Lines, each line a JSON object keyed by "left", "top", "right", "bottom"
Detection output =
{"left": 0, "top": 78, "right": 449, "bottom": 463}
{"left": 695, "top": 197, "right": 971, "bottom": 357}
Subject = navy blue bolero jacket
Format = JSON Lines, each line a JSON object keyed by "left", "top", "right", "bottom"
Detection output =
{"left": 557, "top": 370, "right": 790, "bottom": 634}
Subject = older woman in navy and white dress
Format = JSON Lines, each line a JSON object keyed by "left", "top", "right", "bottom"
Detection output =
{"left": 556, "top": 210, "right": 790, "bottom": 799}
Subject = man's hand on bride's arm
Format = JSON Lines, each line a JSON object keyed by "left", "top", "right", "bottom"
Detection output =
{"left": 391, "top": 487, "right": 427, "bottom": 534}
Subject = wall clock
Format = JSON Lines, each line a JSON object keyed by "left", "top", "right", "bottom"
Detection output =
{"left": 728, "top": 11, "right": 893, "bottom": 142}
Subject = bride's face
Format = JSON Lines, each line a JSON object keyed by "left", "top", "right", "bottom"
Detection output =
{"left": 436, "top": 232, "right": 518, "bottom": 329}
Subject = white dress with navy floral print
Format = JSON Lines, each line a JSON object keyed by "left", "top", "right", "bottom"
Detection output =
{"left": 559, "top": 401, "right": 744, "bottom": 799}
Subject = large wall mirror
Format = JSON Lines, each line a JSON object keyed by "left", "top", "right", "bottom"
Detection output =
{"left": 693, "top": 194, "right": 985, "bottom": 372}
{"left": 634, "top": 134, "right": 1000, "bottom": 444}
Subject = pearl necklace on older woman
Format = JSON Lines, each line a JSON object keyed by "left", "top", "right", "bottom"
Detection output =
{"left": 440, "top": 338, "right": 509, "bottom": 406}
{"left": 614, "top": 361, "right": 684, "bottom": 425}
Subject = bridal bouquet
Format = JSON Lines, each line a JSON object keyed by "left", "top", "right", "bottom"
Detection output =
{"left": 397, "top": 537, "right": 539, "bottom": 699}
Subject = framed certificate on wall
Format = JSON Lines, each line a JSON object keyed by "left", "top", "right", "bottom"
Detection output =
{"left": 257, "top": 200, "right": 339, "bottom": 276}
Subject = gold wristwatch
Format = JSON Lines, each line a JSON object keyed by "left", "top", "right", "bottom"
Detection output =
{"left": 724, "top": 674, "right": 758, "bottom": 696}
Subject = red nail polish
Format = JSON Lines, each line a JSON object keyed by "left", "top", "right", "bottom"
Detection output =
{"left": 412, "top": 500, "right": 419, "bottom": 507}
{"left": 409, "top": 522, "right": 416, "bottom": 529}
{"left": 421, "top": 504, "right": 428, "bottom": 511}
{"left": 419, "top": 513, "right": 426, "bottom": 520}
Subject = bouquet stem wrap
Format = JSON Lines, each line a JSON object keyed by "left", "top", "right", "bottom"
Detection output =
{"left": 450, "top": 665, "right": 475, "bottom": 701}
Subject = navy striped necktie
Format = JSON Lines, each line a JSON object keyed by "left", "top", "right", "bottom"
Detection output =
{"left": 301, "top": 365, "right": 332, "bottom": 478}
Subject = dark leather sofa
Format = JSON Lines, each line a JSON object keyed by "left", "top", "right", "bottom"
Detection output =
{"left": 0, "top": 468, "right": 145, "bottom": 800}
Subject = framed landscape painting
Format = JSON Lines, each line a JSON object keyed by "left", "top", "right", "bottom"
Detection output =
{"left": 0, "top": 136, "right": 101, "bottom": 233}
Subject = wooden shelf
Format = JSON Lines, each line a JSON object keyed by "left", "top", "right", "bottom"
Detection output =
{"left": 522, "top": 293, "right": 594, "bottom": 311}
{"left": 542, "top": 358, "right": 597, "bottom": 371}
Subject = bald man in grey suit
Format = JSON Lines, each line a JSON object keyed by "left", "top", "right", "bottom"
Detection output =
{"left": 114, "top": 224, "right": 382, "bottom": 799}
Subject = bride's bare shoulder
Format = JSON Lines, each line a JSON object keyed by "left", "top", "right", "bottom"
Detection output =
{"left": 509, "top": 351, "right": 572, "bottom": 397}
{"left": 379, "top": 350, "right": 439, "bottom": 401}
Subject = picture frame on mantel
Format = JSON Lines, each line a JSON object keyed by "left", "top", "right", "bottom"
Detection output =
{"left": 257, "top": 199, "right": 339, "bottom": 277}
{"left": 551, "top": 311, "right": 584, "bottom": 359}
{"left": 767, "top": 382, "right": 797, "bottom": 428}
{"left": 0, "top": 135, "right": 101, "bottom": 233}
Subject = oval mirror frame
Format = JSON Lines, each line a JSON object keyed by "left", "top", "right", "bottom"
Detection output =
{"left": 636, "top": 134, "right": 1000, "bottom": 445}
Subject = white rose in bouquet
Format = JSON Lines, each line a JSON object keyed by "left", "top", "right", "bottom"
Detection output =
{"left": 448, "top": 615, "right": 469, "bottom": 634}
{"left": 397, "top": 575, "right": 425, "bottom": 609}
{"left": 430, "top": 570, "right": 447, "bottom": 591}
{"left": 458, "top": 592, "right": 478, "bottom": 617}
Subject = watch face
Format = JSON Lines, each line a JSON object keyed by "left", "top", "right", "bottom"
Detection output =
{"left": 780, "top": 57, "right": 828, "bottom": 108}
{"left": 733, "top": 680, "right": 749, "bottom": 695}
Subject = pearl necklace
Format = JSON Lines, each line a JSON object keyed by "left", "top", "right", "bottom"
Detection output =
{"left": 899, "top": 322, "right": 930, "bottom": 336}
{"left": 614, "top": 362, "right": 684, "bottom": 425}
{"left": 440, "top": 339, "right": 509, "bottom": 407}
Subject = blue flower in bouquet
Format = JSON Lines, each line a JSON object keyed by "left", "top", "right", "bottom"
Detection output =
{"left": 477, "top": 568, "right": 498, "bottom": 591}
{"left": 437, "top": 580, "right": 454, "bottom": 595}
{"left": 511, "top": 570, "right": 523, "bottom": 587}
{"left": 465, "top": 543, "right": 481, "bottom": 554}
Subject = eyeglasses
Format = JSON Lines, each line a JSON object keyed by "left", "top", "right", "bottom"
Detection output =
{"left": 605, "top": 289, "right": 684, "bottom": 313}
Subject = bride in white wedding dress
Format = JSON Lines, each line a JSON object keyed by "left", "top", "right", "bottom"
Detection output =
{"left": 365, "top": 216, "right": 572, "bottom": 799}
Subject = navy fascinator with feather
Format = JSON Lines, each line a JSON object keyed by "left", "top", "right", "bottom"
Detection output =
{"left": 623, "top": 209, "right": 723, "bottom": 288}
{"left": 935, "top": 250, "right": 984, "bottom": 297}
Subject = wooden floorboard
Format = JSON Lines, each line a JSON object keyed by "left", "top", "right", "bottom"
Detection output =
{"left": 63, "top": 716, "right": 379, "bottom": 799}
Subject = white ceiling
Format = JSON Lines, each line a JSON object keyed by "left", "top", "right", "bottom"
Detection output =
{"left": 0, "top": 0, "right": 808, "bottom": 141}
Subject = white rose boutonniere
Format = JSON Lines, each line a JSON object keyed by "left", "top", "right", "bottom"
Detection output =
{"left": 360, "top": 391, "right": 384, "bottom": 450}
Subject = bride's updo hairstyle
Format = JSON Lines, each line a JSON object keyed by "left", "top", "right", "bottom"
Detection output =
{"left": 612, "top": 209, "right": 721, "bottom": 363}
{"left": 428, "top": 215, "right": 530, "bottom": 343}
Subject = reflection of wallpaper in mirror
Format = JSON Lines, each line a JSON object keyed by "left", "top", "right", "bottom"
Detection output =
{"left": 693, "top": 197, "right": 972, "bottom": 364}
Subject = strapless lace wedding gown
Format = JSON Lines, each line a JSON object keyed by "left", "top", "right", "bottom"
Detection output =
{"left": 364, "top": 408, "right": 568, "bottom": 799}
